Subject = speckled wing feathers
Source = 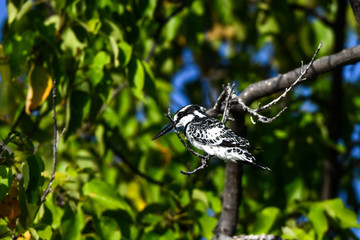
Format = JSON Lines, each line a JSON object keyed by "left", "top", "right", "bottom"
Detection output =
{"left": 185, "top": 118, "right": 253, "bottom": 149}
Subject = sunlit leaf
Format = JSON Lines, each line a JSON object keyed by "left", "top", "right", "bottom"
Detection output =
{"left": 16, "top": 1, "right": 34, "bottom": 21}
{"left": 308, "top": 203, "right": 327, "bottom": 240}
{"left": 252, "top": 207, "right": 280, "bottom": 234}
{"left": 25, "top": 64, "right": 53, "bottom": 115}
{"left": 60, "top": 27, "right": 87, "bottom": 56}
{"left": 256, "top": 14, "right": 280, "bottom": 35}
{"left": 282, "top": 227, "right": 314, "bottom": 240}
{"left": 192, "top": 189, "right": 209, "bottom": 207}
{"left": 87, "top": 51, "right": 110, "bottom": 85}
{"left": 87, "top": 18, "right": 102, "bottom": 34}
{"left": 274, "top": 129, "right": 288, "bottom": 139}
{"left": 128, "top": 58, "right": 145, "bottom": 100}
{"left": 83, "top": 179, "right": 131, "bottom": 211}
{"left": 7, "top": 2, "right": 17, "bottom": 25}
{"left": 110, "top": 36, "right": 119, "bottom": 67}
{"left": 17, "top": 230, "right": 31, "bottom": 240}
{"left": 322, "top": 198, "right": 360, "bottom": 228}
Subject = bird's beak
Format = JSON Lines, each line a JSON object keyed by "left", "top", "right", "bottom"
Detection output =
{"left": 152, "top": 124, "right": 174, "bottom": 140}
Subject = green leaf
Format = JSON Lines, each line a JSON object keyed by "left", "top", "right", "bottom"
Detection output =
{"left": 87, "top": 18, "right": 102, "bottom": 34}
{"left": 198, "top": 214, "right": 217, "bottom": 239}
{"left": 102, "top": 210, "right": 133, "bottom": 240}
{"left": 110, "top": 36, "right": 119, "bottom": 67}
{"left": 94, "top": 216, "right": 121, "bottom": 240}
{"left": 118, "top": 41, "right": 132, "bottom": 68}
{"left": 142, "top": 61, "right": 157, "bottom": 99}
{"left": 308, "top": 203, "right": 327, "bottom": 240}
{"left": 16, "top": 1, "right": 34, "bottom": 21}
{"left": 18, "top": 177, "right": 41, "bottom": 233}
{"left": 252, "top": 207, "right": 280, "bottom": 234}
{"left": 285, "top": 178, "right": 305, "bottom": 204}
{"left": 192, "top": 189, "right": 209, "bottom": 207}
{"left": 128, "top": 58, "right": 145, "bottom": 100}
{"left": 137, "top": 203, "right": 167, "bottom": 223}
{"left": 274, "top": 129, "right": 288, "bottom": 139}
{"left": 60, "top": 27, "right": 87, "bottom": 56}
{"left": 87, "top": 51, "right": 111, "bottom": 85}
{"left": 163, "top": 16, "right": 182, "bottom": 42}
{"left": 7, "top": 2, "right": 17, "bottom": 25}
{"left": 43, "top": 193, "right": 64, "bottom": 229}
{"left": 66, "top": 90, "right": 89, "bottom": 138}
{"left": 323, "top": 198, "right": 360, "bottom": 228}
{"left": 83, "top": 179, "right": 130, "bottom": 212}
{"left": 61, "top": 204, "right": 86, "bottom": 240}
{"left": 25, "top": 154, "right": 45, "bottom": 204}
{"left": 256, "top": 14, "right": 280, "bottom": 35}
{"left": 282, "top": 227, "right": 314, "bottom": 240}
{"left": 0, "top": 165, "right": 13, "bottom": 202}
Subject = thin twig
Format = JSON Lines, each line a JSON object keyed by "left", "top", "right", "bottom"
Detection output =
{"left": 255, "top": 42, "right": 322, "bottom": 113}
{"left": 237, "top": 98, "right": 288, "bottom": 124}
{"left": 41, "top": 79, "right": 61, "bottom": 203}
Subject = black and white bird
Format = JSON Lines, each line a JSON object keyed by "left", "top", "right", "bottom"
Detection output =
{"left": 152, "top": 104, "right": 270, "bottom": 174}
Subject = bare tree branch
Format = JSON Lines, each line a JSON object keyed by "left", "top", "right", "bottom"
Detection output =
{"left": 238, "top": 44, "right": 360, "bottom": 106}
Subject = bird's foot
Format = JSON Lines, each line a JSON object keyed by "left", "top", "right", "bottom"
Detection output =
{"left": 180, "top": 155, "right": 210, "bottom": 175}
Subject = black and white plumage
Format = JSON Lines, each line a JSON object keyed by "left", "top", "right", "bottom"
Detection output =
{"left": 152, "top": 104, "right": 270, "bottom": 172}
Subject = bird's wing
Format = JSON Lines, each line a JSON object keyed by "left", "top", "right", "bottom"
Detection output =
{"left": 187, "top": 118, "right": 254, "bottom": 150}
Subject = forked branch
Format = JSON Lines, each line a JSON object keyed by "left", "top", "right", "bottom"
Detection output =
{"left": 236, "top": 42, "right": 322, "bottom": 124}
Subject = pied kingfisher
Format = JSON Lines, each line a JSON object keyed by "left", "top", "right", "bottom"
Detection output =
{"left": 152, "top": 104, "right": 270, "bottom": 174}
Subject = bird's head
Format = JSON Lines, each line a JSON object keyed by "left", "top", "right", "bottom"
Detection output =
{"left": 152, "top": 104, "right": 207, "bottom": 140}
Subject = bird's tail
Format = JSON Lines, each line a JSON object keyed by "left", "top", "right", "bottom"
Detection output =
{"left": 252, "top": 160, "right": 271, "bottom": 171}
{"left": 242, "top": 150, "right": 270, "bottom": 171}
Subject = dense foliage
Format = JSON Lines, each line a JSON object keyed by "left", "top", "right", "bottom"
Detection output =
{"left": 0, "top": 0, "right": 360, "bottom": 239}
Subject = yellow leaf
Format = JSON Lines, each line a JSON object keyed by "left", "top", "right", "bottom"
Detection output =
{"left": 25, "top": 64, "right": 53, "bottom": 115}
{"left": 17, "top": 230, "right": 31, "bottom": 240}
